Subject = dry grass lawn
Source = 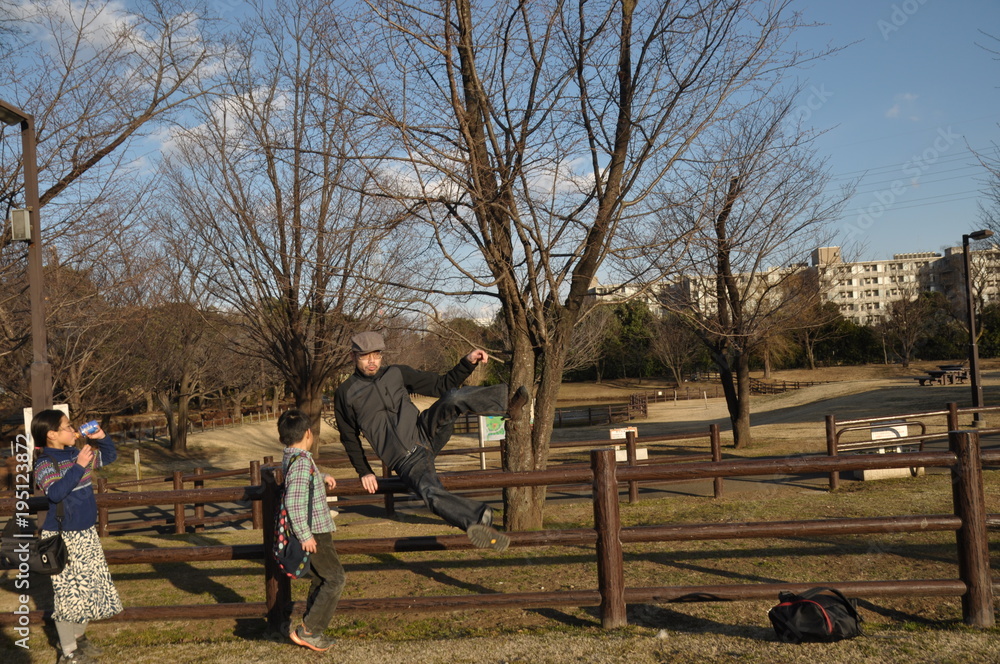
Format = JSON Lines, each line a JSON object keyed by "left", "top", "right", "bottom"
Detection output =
{"left": 4, "top": 360, "right": 1000, "bottom": 663}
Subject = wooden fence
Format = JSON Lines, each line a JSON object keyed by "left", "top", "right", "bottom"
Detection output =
{"left": 1, "top": 428, "right": 995, "bottom": 630}
{"left": 825, "top": 402, "right": 1000, "bottom": 490}
{"left": 749, "top": 377, "right": 829, "bottom": 395}
{"left": 107, "top": 410, "right": 281, "bottom": 445}
{"left": 92, "top": 457, "right": 273, "bottom": 536}
{"left": 450, "top": 388, "right": 726, "bottom": 435}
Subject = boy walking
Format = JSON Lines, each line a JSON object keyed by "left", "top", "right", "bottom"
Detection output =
{"left": 278, "top": 408, "right": 346, "bottom": 652}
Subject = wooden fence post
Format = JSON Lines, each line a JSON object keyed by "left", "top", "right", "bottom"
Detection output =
{"left": 949, "top": 429, "right": 994, "bottom": 627}
{"left": 193, "top": 467, "right": 205, "bottom": 533}
{"left": 262, "top": 466, "right": 291, "bottom": 634}
{"left": 625, "top": 430, "right": 639, "bottom": 504}
{"left": 947, "top": 402, "right": 959, "bottom": 431}
{"left": 97, "top": 477, "right": 109, "bottom": 537}
{"left": 173, "top": 470, "right": 186, "bottom": 535}
{"left": 592, "top": 448, "right": 626, "bottom": 629}
{"left": 826, "top": 414, "right": 839, "bottom": 492}
{"left": 250, "top": 460, "right": 263, "bottom": 530}
{"left": 710, "top": 424, "right": 723, "bottom": 499}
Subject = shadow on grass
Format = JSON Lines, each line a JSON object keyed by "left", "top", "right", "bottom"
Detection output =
{"left": 369, "top": 553, "right": 497, "bottom": 595}
{"left": 113, "top": 534, "right": 285, "bottom": 643}
{"left": 596, "top": 603, "right": 776, "bottom": 641}
{"left": 0, "top": 625, "right": 42, "bottom": 663}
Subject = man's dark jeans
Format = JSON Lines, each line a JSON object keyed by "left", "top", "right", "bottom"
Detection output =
{"left": 418, "top": 384, "right": 508, "bottom": 452}
{"left": 396, "top": 384, "right": 509, "bottom": 530}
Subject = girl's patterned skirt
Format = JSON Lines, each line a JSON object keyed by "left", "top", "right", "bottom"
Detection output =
{"left": 40, "top": 526, "right": 123, "bottom": 623}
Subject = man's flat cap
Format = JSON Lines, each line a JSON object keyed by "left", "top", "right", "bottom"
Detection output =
{"left": 351, "top": 331, "right": 385, "bottom": 353}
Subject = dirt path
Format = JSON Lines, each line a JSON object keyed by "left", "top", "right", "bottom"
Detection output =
{"left": 169, "top": 364, "right": 999, "bottom": 477}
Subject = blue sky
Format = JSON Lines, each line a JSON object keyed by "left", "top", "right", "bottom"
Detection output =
{"left": 793, "top": 0, "right": 1000, "bottom": 261}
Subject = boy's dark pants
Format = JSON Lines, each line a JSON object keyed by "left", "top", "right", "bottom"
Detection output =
{"left": 302, "top": 532, "right": 346, "bottom": 634}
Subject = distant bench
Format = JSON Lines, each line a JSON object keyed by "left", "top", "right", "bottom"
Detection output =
{"left": 914, "top": 366, "right": 968, "bottom": 386}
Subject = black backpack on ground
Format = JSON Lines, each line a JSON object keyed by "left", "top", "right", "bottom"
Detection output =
{"left": 768, "top": 587, "right": 863, "bottom": 643}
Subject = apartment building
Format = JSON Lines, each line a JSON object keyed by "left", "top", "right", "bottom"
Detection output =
{"left": 812, "top": 245, "right": 1000, "bottom": 325}
{"left": 811, "top": 246, "right": 942, "bottom": 324}
{"left": 588, "top": 245, "right": 1000, "bottom": 326}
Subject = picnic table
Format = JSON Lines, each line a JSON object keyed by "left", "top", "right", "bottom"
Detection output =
{"left": 913, "top": 365, "right": 968, "bottom": 386}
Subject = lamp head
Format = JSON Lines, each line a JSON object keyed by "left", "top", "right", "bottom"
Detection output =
{"left": 967, "top": 229, "right": 994, "bottom": 242}
{"left": 0, "top": 101, "right": 26, "bottom": 126}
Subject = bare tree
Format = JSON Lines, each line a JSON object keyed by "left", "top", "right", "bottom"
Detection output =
{"left": 790, "top": 301, "right": 847, "bottom": 371}
{"left": 655, "top": 93, "right": 850, "bottom": 448}
{"left": 783, "top": 270, "right": 846, "bottom": 371}
{"left": 0, "top": 0, "right": 220, "bottom": 398}
{"left": 335, "top": 0, "right": 819, "bottom": 527}
{"left": 145, "top": 302, "right": 226, "bottom": 452}
{"left": 880, "top": 288, "right": 938, "bottom": 368}
{"left": 156, "top": 0, "right": 417, "bottom": 448}
{"left": 563, "top": 304, "right": 616, "bottom": 379}
{"left": 650, "top": 312, "right": 702, "bottom": 388}
{"left": 41, "top": 251, "right": 152, "bottom": 417}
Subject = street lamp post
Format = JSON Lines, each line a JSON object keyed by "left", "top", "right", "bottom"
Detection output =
{"left": 963, "top": 229, "right": 994, "bottom": 427}
{"left": 0, "top": 98, "right": 52, "bottom": 413}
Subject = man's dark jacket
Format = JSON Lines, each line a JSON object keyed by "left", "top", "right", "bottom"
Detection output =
{"left": 334, "top": 358, "right": 475, "bottom": 477}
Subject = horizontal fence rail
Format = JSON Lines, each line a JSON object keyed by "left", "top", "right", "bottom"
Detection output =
{"left": 825, "top": 402, "right": 1000, "bottom": 491}
{"left": 1, "top": 431, "right": 995, "bottom": 631}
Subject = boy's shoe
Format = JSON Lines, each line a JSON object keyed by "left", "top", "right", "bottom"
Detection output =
{"left": 76, "top": 635, "right": 103, "bottom": 658}
{"left": 57, "top": 649, "right": 95, "bottom": 664}
{"left": 467, "top": 524, "right": 510, "bottom": 552}
{"left": 290, "top": 624, "right": 335, "bottom": 652}
{"left": 506, "top": 386, "right": 530, "bottom": 421}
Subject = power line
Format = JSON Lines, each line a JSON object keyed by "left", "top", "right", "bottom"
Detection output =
{"left": 840, "top": 188, "right": 985, "bottom": 216}
{"left": 827, "top": 146, "right": 990, "bottom": 183}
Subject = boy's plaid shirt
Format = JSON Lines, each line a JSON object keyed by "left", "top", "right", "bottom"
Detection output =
{"left": 281, "top": 448, "right": 335, "bottom": 541}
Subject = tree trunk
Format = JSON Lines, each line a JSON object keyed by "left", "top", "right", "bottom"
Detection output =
{"left": 502, "top": 330, "right": 541, "bottom": 530}
{"left": 805, "top": 338, "right": 817, "bottom": 370}
{"left": 712, "top": 347, "right": 752, "bottom": 449}
{"left": 156, "top": 391, "right": 182, "bottom": 453}
{"left": 763, "top": 347, "right": 772, "bottom": 380}
{"left": 175, "top": 392, "right": 191, "bottom": 453}
{"left": 164, "top": 366, "right": 196, "bottom": 453}
{"left": 293, "top": 379, "right": 324, "bottom": 453}
{"left": 733, "top": 352, "right": 752, "bottom": 448}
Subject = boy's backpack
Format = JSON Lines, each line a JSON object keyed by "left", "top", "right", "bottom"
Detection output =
{"left": 768, "top": 587, "right": 863, "bottom": 643}
{"left": 273, "top": 456, "right": 315, "bottom": 579}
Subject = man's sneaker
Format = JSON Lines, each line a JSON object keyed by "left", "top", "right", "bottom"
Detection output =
{"left": 467, "top": 524, "right": 510, "bottom": 552}
{"left": 479, "top": 508, "right": 494, "bottom": 527}
{"left": 76, "top": 635, "right": 103, "bottom": 658}
{"left": 506, "top": 385, "right": 530, "bottom": 421}
{"left": 57, "top": 649, "right": 95, "bottom": 664}
{"left": 290, "top": 624, "right": 335, "bottom": 652}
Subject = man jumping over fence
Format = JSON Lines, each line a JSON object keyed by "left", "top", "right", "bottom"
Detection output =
{"left": 333, "top": 331, "right": 528, "bottom": 551}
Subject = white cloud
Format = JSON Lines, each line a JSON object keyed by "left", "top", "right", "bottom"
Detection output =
{"left": 885, "top": 92, "right": 920, "bottom": 121}
{"left": 13, "top": 0, "right": 138, "bottom": 50}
